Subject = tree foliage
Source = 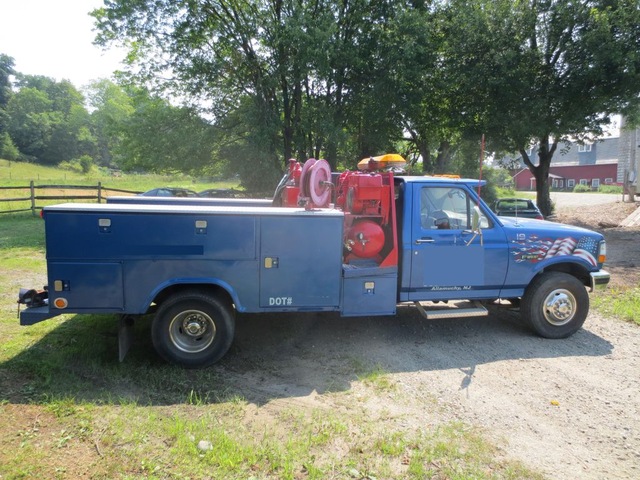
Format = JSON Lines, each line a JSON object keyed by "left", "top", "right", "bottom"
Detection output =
{"left": 114, "top": 87, "right": 218, "bottom": 175}
{"left": 92, "top": 0, "right": 415, "bottom": 187}
{"left": 85, "top": 79, "right": 135, "bottom": 166}
{"left": 0, "top": 54, "right": 14, "bottom": 109}
{"left": 3, "top": 0, "right": 640, "bottom": 201}
{"left": 0, "top": 61, "right": 219, "bottom": 175}
{"left": 5, "top": 76, "right": 94, "bottom": 165}
{"left": 442, "top": 0, "right": 640, "bottom": 215}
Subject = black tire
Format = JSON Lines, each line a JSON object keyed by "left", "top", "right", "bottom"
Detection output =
{"left": 152, "top": 291, "right": 235, "bottom": 368}
{"left": 521, "top": 272, "right": 589, "bottom": 339}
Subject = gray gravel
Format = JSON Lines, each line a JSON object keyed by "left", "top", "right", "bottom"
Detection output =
{"left": 550, "top": 192, "right": 625, "bottom": 207}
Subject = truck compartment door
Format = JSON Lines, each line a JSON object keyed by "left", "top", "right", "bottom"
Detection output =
{"left": 48, "top": 262, "right": 124, "bottom": 310}
{"left": 341, "top": 266, "right": 397, "bottom": 316}
{"left": 259, "top": 215, "right": 343, "bottom": 308}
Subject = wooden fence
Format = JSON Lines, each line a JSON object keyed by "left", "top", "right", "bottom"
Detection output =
{"left": 0, "top": 182, "right": 140, "bottom": 215}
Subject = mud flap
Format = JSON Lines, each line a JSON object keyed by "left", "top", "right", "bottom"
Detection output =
{"left": 118, "top": 315, "right": 134, "bottom": 362}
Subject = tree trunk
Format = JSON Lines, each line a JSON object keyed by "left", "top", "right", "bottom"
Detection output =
{"left": 435, "top": 140, "right": 451, "bottom": 174}
{"left": 520, "top": 136, "right": 557, "bottom": 217}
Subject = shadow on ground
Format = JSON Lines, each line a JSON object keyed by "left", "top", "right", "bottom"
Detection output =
{"left": 0, "top": 304, "right": 612, "bottom": 406}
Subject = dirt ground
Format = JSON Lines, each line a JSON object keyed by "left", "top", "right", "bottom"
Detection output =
{"left": 554, "top": 201, "right": 640, "bottom": 289}
{"left": 223, "top": 199, "right": 640, "bottom": 480}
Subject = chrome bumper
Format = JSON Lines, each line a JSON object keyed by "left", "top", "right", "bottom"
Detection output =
{"left": 590, "top": 270, "right": 610, "bottom": 292}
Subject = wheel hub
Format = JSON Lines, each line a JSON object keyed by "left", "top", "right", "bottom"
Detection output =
{"left": 169, "top": 310, "right": 217, "bottom": 353}
{"left": 184, "top": 315, "right": 207, "bottom": 336}
{"left": 543, "top": 290, "right": 576, "bottom": 326}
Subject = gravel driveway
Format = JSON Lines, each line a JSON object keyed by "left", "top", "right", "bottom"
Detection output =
{"left": 226, "top": 306, "right": 639, "bottom": 479}
{"left": 222, "top": 195, "right": 640, "bottom": 480}
{"left": 550, "top": 191, "right": 624, "bottom": 207}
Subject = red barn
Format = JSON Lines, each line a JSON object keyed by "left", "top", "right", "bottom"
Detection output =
{"left": 509, "top": 136, "right": 620, "bottom": 191}
{"left": 513, "top": 162, "right": 618, "bottom": 191}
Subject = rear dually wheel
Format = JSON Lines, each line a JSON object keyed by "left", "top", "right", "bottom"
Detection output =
{"left": 152, "top": 290, "right": 235, "bottom": 368}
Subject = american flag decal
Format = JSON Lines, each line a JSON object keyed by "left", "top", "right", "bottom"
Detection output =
{"left": 545, "top": 237, "right": 577, "bottom": 258}
{"left": 512, "top": 235, "right": 598, "bottom": 266}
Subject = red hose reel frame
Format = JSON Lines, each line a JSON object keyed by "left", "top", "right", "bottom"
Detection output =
{"left": 277, "top": 159, "right": 398, "bottom": 268}
{"left": 339, "top": 171, "right": 398, "bottom": 267}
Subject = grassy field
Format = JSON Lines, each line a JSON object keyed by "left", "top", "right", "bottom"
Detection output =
{"left": 0, "top": 159, "right": 241, "bottom": 190}
{"left": 0, "top": 161, "right": 547, "bottom": 478}
{"left": 0, "top": 159, "right": 241, "bottom": 214}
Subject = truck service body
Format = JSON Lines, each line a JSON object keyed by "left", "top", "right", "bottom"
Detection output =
{"left": 18, "top": 156, "right": 610, "bottom": 367}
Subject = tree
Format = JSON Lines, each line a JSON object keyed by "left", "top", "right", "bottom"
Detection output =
{"left": 0, "top": 54, "right": 16, "bottom": 158}
{"left": 7, "top": 76, "right": 96, "bottom": 164}
{"left": 442, "top": 0, "right": 640, "bottom": 216}
{"left": 373, "top": 7, "right": 460, "bottom": 173}
{"left": 114, "top": 87, "right": 217, "bottom": 175}
{"left": 85, "top": 79, "right": 135, "bottom": 166}
{"left": 0, "top": 54, "right": 14, "bottom": 108}
{"left": 6, "top": 87, "right": 54, "bottom": 161}
{"left": 92, "top": 0, "right": 413, "bottom": 186}
{"left": 0, "top": 132, "right": 19, "bottom": 160}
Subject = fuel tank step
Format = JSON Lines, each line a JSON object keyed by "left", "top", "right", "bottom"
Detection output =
{"left": 414, "top": 300, "right": 488, "bottom": 320}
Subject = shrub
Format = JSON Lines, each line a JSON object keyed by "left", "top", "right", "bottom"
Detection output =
{"left": 77, "top": 155, "right": 94, "bottom": 174}
{"left": 59, "top": 155, "right": 95, "bottom": 174}
{"left": 598, "top": 184, "right": 623, "bottom": 194}
{"left": 479, "top": 167, "right": 514, "bottom": 207}
{"left": 573, "top": 183, "right": 591, "bottom": 193}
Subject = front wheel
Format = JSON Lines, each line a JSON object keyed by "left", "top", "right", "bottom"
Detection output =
{"left": 521, "top": 272, "right": 589, "bottom": 339}
{"left": 152, "top": 291, "right": 235, "bottom": 368}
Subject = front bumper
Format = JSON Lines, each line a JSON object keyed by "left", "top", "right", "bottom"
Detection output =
{"left": 590, "top": 270, "right": 610, "bottom": 292}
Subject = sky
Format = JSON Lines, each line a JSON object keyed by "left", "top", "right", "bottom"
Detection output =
{"left": 0, "top": 0, "right": 126, "bottom": 88}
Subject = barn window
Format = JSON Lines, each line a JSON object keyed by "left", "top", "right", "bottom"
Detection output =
{"left": 577, "top": 144, "right": 592, "bottom": 153}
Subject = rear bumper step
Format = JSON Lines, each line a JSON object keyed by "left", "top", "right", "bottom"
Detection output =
{"left": 19, "top": 306, "right": 57, "bottom": 325}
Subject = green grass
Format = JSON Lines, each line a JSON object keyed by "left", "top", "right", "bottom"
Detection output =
{"left": 0, "top": 158, "right": 240, "bottom": 189}
{"left": 354, "top": 361, "right": 397, "bottom": 392}
{"left": 0, "top": 208, "right": 545, "bottom": 478}
{"left": 593, "top": 286, "right": 640, "bottom": 326}
{"left": 0, "top": 158, "right": 243, "bottom": 213}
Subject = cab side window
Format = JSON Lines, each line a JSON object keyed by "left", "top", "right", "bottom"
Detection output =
{"left": 420, "top": 187, "right": 491, "bottom": 230}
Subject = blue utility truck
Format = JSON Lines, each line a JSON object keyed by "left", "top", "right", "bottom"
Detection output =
{"left": 18, "top": 156, "right": 610, "bottom": 367}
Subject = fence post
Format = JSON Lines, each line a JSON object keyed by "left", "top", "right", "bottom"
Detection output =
{"left": 98, "top": 182, "right": 102, "bottom": 203}
{"left": 30, "top": 180, "right": 36, "bottom": 216}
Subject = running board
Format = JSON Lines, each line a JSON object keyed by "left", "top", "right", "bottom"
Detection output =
{"left": 414, "top": 300, "right": 488, "bottom": 320}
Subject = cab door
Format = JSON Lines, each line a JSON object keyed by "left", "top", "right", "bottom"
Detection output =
{"left": 408, "top": 185, "right": 508, "bottom": 300}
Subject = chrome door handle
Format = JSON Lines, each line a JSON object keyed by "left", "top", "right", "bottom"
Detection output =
{"left": 415, "top": 238, "right": 435, "bottom": 244}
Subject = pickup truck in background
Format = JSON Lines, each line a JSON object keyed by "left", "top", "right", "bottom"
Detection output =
{"left": 493, "top": 198, "right": 545, "bottom": 220}
{"left": 18, "top": 155, "right": 610, "bottom": 367}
